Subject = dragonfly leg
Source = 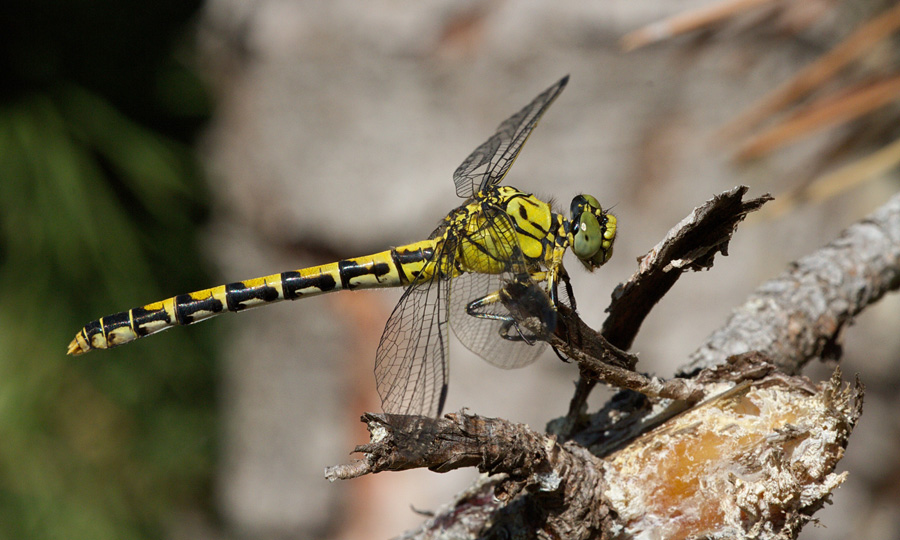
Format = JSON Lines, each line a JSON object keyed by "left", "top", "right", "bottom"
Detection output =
{"left": 560, "top": 268, "right": 577, "bottom": 312}
{"left": 545, "top": 267, "right": 576, "bottom": 363}
{"left": 500, "top": 318, "right": 536, "bottom": 345}
{"left": 466, "top": 291, "right": 537, "bottom": 344}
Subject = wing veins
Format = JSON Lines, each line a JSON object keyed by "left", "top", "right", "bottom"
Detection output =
{"left": 453, "top": 75, "right": 569, "bottom": 198}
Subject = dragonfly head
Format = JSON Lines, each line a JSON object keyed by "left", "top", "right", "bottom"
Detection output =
{"left": 569, "top": 194, "right": 616, "bottom": 270}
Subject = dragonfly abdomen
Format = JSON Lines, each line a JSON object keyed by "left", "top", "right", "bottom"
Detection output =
{"left": 67, "top": 240, "right": 438, "bottom": 355}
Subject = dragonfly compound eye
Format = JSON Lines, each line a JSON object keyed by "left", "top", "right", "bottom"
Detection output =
{"left": 570, "top": 194, "right": 615, "bottom": 269}
{"left": 573, "top": 211, "right": 602, "bottom": 260}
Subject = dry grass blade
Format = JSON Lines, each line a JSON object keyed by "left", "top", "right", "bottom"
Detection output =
{"left": 736, "top": 74, "right": 900, "bottom": 160}
{"left": 765, "top": 134, "right": 900, "bottom": 218}
{"left": 621, "top": 0, "right": 777, "bottom": 52}
{"left": 721, "top": 2, "right": 900, "bottom": 139}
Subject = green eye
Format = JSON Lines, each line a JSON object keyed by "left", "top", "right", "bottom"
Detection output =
{"left": 573, "top": 211, "right": 602, "bottom": 260}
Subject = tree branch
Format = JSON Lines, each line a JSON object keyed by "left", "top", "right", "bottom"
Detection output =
{"left": 562, "top": 186, "right": 772, "bottom": 420}
{"left": 325, "top": 188, "right": 894, "bottom": 539}
{"left": 683, "top": 191, "right": 900, "bottom": 375}
{"left": 328, "top": 372, "right": 862, "bottom": 539}
{"left": 604, "top": 186, "right": 773, "bottom": 350}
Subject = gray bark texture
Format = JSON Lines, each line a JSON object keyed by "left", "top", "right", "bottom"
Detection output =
{"left": 684, "top": 192, "right": 900, "bottom": 375}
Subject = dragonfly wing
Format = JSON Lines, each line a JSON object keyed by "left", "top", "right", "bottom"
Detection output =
{"left": 375, "top": 272, "right": 451, "bottom": 417}
{"left": 452, "top": 75, "right": 569, "bottom": 199}
{"left": 449, "top": 205, "right": 553, "bottom": 369}
{"left": 450, "top": 272, "right": 548, "bottom": 369}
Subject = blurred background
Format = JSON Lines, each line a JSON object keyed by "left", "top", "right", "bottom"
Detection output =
{"left": 2, "top": 0, "right": 900, "bottom": 539}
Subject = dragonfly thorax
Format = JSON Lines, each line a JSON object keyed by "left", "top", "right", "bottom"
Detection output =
{"left": 447, "top": 185, "right": 558, "bottom": 276}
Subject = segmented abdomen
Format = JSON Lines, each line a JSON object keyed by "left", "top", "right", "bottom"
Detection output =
{"left": 67, "top": 240, "right": 437, "bottom": 355}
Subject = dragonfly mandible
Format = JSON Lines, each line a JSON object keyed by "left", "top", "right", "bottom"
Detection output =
{"left": 68, "top": 75, "right": 617, "bottom": 417}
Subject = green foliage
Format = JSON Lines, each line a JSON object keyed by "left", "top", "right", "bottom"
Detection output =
{"left": 0, "top": 3, "right": 215, "bottom": 539}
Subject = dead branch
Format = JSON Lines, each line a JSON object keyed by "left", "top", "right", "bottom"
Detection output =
{"left": 600, "top": 369, "right": 863, "bottom": 539}
{"left": 325, "top": 188, "right": 894, "bottom": 539}
{"left": 603, "top": 185, "right": 772, "bottom": 350}
{"left": 502, "top": 295, "right": 705, "bottom": 405}
{"left": 325, "top": 412, "right": 598, "bottom": 480}
{"left": 325, "top": 413, "right": 613, "bottom": 538}
{"left": 327, "top": 372, "right": 862, "bottom": 539}
{"left": 684, "top": 191, "right": 900, "bottom": 375}
{"left": 563, "top": 186, "right": 771, "bottom": 420}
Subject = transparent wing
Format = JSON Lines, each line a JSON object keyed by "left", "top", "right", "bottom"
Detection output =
{"left": 449, "top": 205, "right": 554, "bottom": 369}
{"left": 374, "top": 264, "right": 451, "bottom": 417}
{"left": 450, "top": 272, "right": 548, "bottom": 369}
{"left": 453, "top": 75, "right": 569, "bottom": 199}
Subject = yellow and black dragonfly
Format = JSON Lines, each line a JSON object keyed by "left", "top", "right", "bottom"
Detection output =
{"left": 68, "top": 75, "right": 616, "bottom": 417}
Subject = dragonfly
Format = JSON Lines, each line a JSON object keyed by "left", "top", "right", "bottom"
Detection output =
{"left": 68, "top": 75, "right": 617, "bottom": 417}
